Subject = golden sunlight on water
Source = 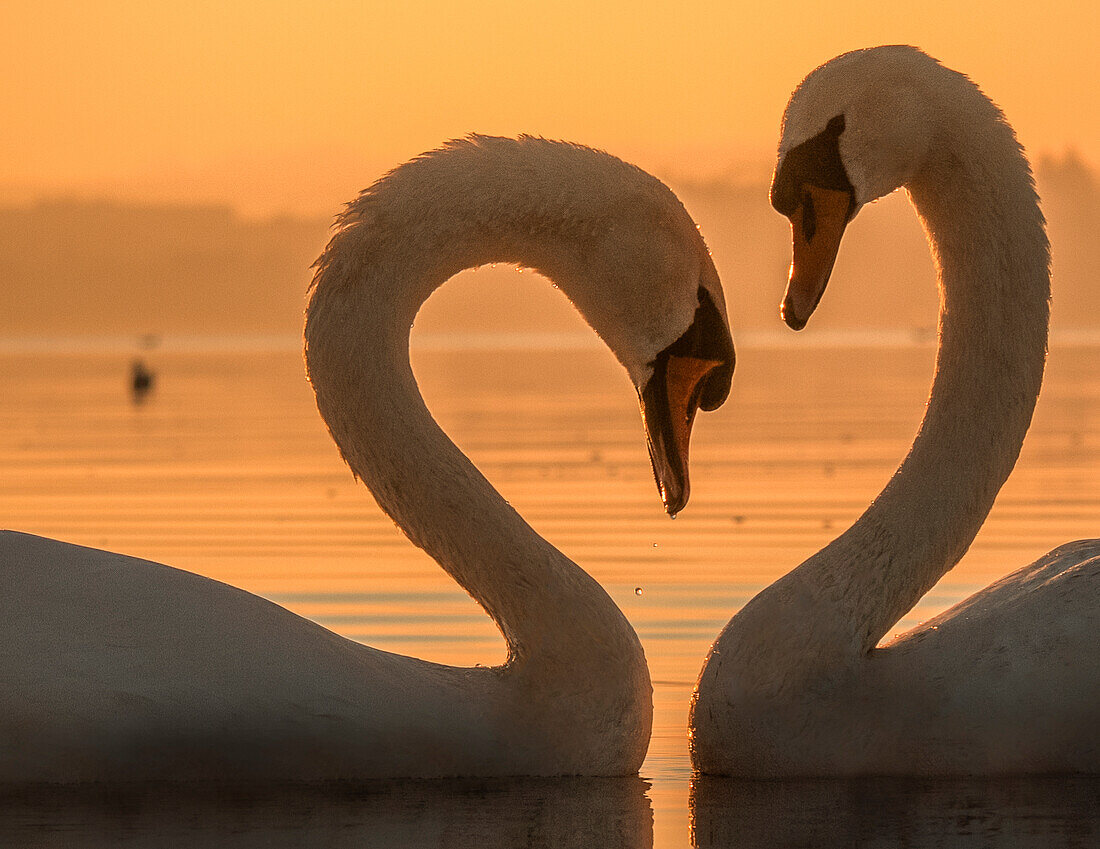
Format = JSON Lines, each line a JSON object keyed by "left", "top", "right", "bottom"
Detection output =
{"left": 1, "top": 341, "right": 1098, "bottom": 845}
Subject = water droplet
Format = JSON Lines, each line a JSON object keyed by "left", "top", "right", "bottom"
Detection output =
{"left": 670, "top": 512, "right": 677, "bottom": 520}
{"left": 634, "top": 587, "right": 643, "bottom": 596}
{"left": 652, "top": 542, "right": 658, "bottom": 548}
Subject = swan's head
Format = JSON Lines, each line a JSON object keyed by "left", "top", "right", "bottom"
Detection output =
{"left": 312, "top": 135, "right": 734, "bottom": 516}
{"left": 553, "top": 167, "right": 735, "bottom": 516}
{"left": 636, "top": 282, "right": 734, "bottom": 517}
{"left": 770, "top": 46, "right": 945, "bottom": 329}
{"left": 449, "top": 136, "right": 738, "bottom": 516}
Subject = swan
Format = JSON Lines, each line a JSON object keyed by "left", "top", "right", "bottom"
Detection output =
{"left": 0, "top": 135, "right": 735, "bottom": 782}
{"left": 691, "top": 46, "right": 1099, "bottom": 776}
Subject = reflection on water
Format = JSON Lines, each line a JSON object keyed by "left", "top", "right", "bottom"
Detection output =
{"left": 7, "top": 775, "right": 1098, "bottom": 848}
{"left": 0, "top": 341, "right": 1098, "bottom": 846}
{"left": 692, "top": 775, "right": 1100, "bottom": 848}
{"left": 0, "top": 777, "right": 652, "bottom": 848}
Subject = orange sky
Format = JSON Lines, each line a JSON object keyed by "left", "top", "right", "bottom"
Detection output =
{"left": 4, "top": 0, "right": 1097, "bottom": 215}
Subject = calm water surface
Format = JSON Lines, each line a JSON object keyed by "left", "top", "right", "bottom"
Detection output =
{"left": 1, "top": 339, "right": 1098, "bottom": 846}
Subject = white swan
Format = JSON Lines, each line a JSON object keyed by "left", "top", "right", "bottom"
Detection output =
{"left": 691, "top": 46, "right": 1100, "bottom": 776}
{"left": 0, "top": 135, "right": 735, "bottom": 782}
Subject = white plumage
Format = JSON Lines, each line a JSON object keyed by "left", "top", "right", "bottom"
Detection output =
{"left": 1, "top": 135, "right": 735, "bottom": 781}
{"left": 692, "top": 47, "right": 1100, "bottom": 776}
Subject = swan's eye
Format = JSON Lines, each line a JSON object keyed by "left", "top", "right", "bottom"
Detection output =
{"left": 801, "top": 189, "right": 817, "bottom": 242}
{"left": 771, "top": 113, "right": 851, "bottom": 220}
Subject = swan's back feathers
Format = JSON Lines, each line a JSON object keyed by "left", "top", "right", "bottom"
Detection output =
{"left": 889, "top": 539, "right": 1100, "bottom": 655}
{"left": 0, "top": 531, "right": 535, "bottom": 781}
{"left": 876, "top": 541, "right": 1100, "bottom": 773}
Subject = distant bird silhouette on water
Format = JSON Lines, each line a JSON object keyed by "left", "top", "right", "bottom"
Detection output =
{"left": 130, "top": 358, "right": 155, "bottom": 403}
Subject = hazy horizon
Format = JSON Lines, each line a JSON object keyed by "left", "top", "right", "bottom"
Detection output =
{"left": 6, "top": 1, "right": 1095, "bottom": 343}
{"left": 2, "top": 151, "right": 1096, "bottom": 341}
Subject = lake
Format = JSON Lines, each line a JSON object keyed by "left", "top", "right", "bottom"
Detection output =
{"left": 1, "top": 335, "right": 1097, "bottom": 846}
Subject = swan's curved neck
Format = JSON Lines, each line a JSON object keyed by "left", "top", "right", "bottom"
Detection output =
{"left": 733, "top": 94, "right": 1050, "bottom": 673}
{"left": 831, "top": 125, "right": 1050, "bottom": 652}
{"left": 303, "top": 189, "right": 645, "bottom": 683}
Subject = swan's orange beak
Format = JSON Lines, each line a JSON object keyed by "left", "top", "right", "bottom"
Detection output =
{"left": 639, "top": 289, "right": 735, "bottom": 516}
{"left": 781, "top": 184, "right": 853, "bottom": 330}
{"left": 641, "top": 354, "right": 727, "bottom": 515}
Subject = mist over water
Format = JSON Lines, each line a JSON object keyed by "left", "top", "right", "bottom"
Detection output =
{"left": 1, "top": 341, "right": 1097, "bottom": 845}
{"left": 2, "top": 154, "right": 1097, "bottom": 341}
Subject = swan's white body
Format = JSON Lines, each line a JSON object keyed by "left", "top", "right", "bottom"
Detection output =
{"left": 0, "top": 136, "right": 734, "bottom": 782}
{"left": 691, "top": 47, "right": 1100, "bottom": 776}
